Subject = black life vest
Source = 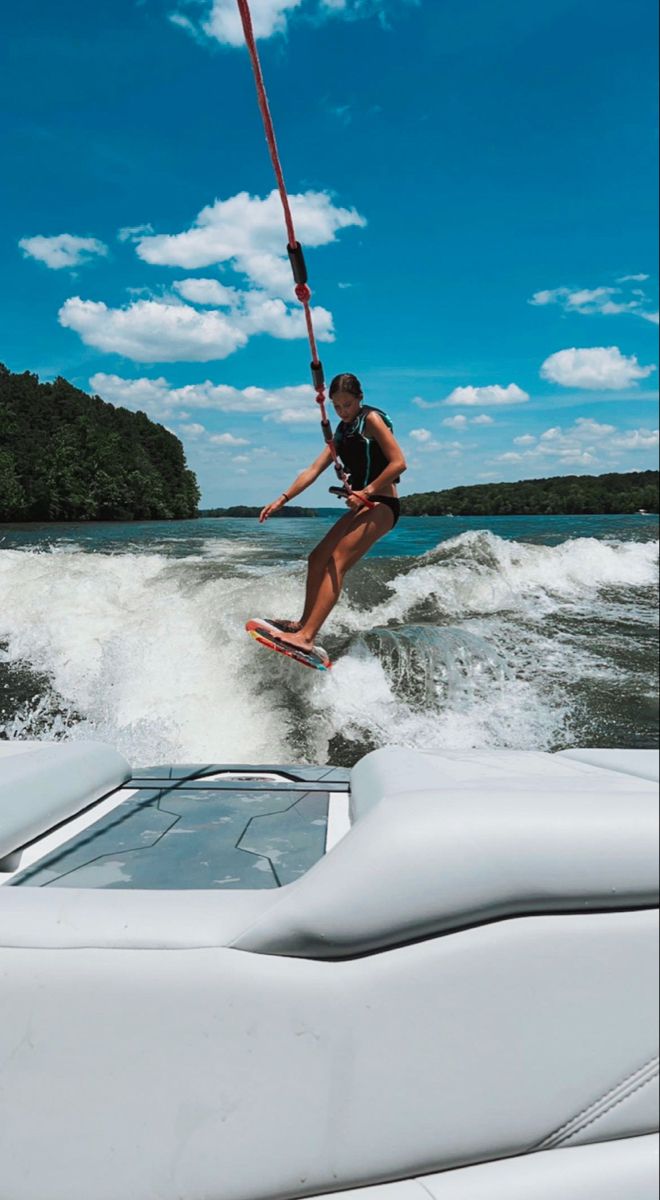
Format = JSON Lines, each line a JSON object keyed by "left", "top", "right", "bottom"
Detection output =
{"left": 333, "top": 405, "right": 398, "bottom": 490}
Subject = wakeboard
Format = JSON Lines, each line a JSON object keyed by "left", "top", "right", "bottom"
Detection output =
{"left": 245, "top": 618, "right": 332, "bottom": 671}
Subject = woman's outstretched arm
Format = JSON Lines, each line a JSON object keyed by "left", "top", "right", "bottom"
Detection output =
{"left": 259, "top": 446, "right": 334, "bottom": 523}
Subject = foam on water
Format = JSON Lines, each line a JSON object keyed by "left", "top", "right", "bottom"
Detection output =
{"left": 339, "top": 531, "right": 659, "bottom": 629}
{"left": 302, "top": 624, "right": 568, "bottom": 759}
{"left": 0, "top": 548, "right": 296, "bottom": 762}
{"left": 0, "top": 531, "right": 657, "bottom": 765}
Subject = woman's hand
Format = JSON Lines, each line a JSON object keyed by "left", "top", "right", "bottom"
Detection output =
{"left": 259, "top": 494, "right": 288, "bottom": 523}
{"left": 345, "top": 490, "right": 371, "bottom": 512}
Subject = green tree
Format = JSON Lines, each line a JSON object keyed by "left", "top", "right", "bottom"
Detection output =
{"left": 0, "top": 364, "right": 201, "bottom": 522}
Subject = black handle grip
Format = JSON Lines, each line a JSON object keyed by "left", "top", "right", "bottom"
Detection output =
{"left": 287, "top": 242, "right": 308, "bottom": 285}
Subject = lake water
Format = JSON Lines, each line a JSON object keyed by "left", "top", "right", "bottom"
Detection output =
{"left": 0, "top": 513, "right": 657, "bottom": 766}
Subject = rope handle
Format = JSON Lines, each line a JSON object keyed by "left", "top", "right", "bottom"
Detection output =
{"left": 328, "top": 486, "right": 376, "bottom": 510}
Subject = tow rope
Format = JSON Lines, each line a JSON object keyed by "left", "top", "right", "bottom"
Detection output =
{"left": 235, "top": 0, "right": 354, "bottom": 495}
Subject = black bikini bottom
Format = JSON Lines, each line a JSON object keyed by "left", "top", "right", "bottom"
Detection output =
{"left": 369, "top": 495, "right": 400, "bottom": 528}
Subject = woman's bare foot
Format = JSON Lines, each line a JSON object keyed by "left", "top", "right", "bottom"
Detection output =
{"left": 274, "top": 628, "right": 317, "bottom": 653}
{"left": 268, "top": 619, "right": 302, "bottom": 633}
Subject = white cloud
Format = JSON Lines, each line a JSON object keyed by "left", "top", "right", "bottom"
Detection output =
{"left": 530, "top": 289, "right": 559, "bottom": 306}
{"left": 238, "top": 290, "right": 334, "bottom": 340}
{"left": 495, "top": 417, "right": 659, "bottom": 469}
{"left": 540, "top": 346, "right": 656, "bottom": 390}
{"left": 183, "top": 0, "right": 303, "bottom": 46}
{"left": 406, "top": 426, "right": 466, "bottom": 459}
{"left": 442, "top": 413, "right": 494, "bottom": 428}
{"left": 264, "top": 406, "right": 322, "bottom": 425}
{"left": 118, "top": 224, "right": 154, "bottom": 243}
{"left": 178, "top": 422, "right": 206, "bottom": 437}
{"left": 565, "top": 287, "right": 636, "bottom": 316}
{"left": 444, "top": 383, "right": 529, "bottom": 407}
{"left": 84, "top": 192, "right": 357, "bottom": 364}
{"left": 133, "top": 190, "right": 365, "bottom": 299}
{"left": 171, "top": 0, "right": 418, "bottom": 47}
{"left": 572, "top": 417, "right": 616, "bottom": 438}
{"left": 413, "top": 436, "right": 463, "bottom": 454}
{"left": 529, "top": 280, "right": 657, "bottom": 325}
{"left": 640, "top": 311, "right": 660, "bottom": 325}
{"left": 173, "top": 278, "right": 239, "bottom": 306}
{"left": 90, "top": 372, "right": 321, "bottom": 425}
{"left": 59, "top": 297, "right": 249, "bottom": 362}
{"left": 209, "top": 432, "right": 250, "bottom": 446}
{"left": 19, "top": 234, "right": 108, "bottom": 270}
{"left": 610, "top": 428, "right": 659, "bottom": 450}
{"left": 59, "top": 288, "right": 333, "bottom": 362}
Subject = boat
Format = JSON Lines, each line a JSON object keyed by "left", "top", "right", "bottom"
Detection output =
{"left": 1, "top": 738, "right": 658, "bottom": 1199}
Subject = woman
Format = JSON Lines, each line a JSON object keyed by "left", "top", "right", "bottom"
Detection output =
{"left": 257, "top": 373, "right": 406, "bottom": 657}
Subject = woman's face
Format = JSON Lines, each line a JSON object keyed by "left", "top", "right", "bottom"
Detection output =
{"left": 332, "top": 390, "right": 362, "bottom": 422}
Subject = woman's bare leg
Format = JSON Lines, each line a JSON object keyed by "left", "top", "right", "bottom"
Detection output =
{"left": 280, "top": 505, "right": 394, "bottom": 651}
{"left": 298, "top": 511, "right": 358, "bottom": 626}
{"left": 271, "top": 512, "right": 356, "bottom": 629}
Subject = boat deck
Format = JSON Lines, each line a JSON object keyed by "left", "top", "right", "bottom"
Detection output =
{"left": 8, "top": 763, "right": 351, "bottom": 890}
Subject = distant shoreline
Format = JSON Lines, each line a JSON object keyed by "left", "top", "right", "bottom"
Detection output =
{"left": 399, "top": 470, "right": 658, "bottom": 518}
{"left": 1, "top": 468, "right": 657, "bottom": 524}
{"left": 2, "top": 510, "right": 658, "bottom": 527}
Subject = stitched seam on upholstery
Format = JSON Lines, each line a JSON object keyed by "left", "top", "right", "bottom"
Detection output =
{"left": 540, "top": 1057, "right": 658, "bottom": 1141}
{"left": 545, "top": 1071, "right": 659, "bottom": 1148}
{"left": 535, "top": 1058, "right": 659, "bottom": 1150}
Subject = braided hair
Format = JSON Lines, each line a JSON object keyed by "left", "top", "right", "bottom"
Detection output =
{"left": 329, "top": 373, "right": 363, "bottom": 401}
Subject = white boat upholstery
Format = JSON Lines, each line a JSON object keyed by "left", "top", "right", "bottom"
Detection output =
{"left": 2, "top": 747, "right": 656, "bottom": 954}
{"left": 0, "top": 910, "right": 657, "bottom": 1200}
{"left": 0, "top": 741, "right": 131, "bottom": 860}
{"left": 0, "top": 885, "right": 277, "bottom": 948}
{"left": 349, "top": 745, "right": 660, "bottom": 817}
{"left": 0, "top": 745, "right": 657, "bottom": 1200}
{"left": 0, "top": 740, "right": 48, "bottom": 758}
{"left": 234, "top": 747, "right": 658, "bottom": 958}
{"left": 559, "top": 747, "right": 659, "bottom": 782}
{"left": 310, "top": 1135, "right": 659, "bottom": 1199}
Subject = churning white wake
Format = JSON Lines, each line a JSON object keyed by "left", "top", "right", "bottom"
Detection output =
{"left": 0, "top": 531, "right": 657, "bottom": 765}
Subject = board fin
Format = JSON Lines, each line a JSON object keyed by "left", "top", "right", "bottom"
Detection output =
{"left": 245, "top": 619, "right": 332, "bottom": 672}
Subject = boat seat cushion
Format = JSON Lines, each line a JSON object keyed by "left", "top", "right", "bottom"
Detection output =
{"left": 0, "top": 741, "right": 131, "bottom": 860}
{"left": 233, "top": 747, "right": 659, "bottom": 957}
{"left": 558, "top": 748, "right": 659, "bottom": 782}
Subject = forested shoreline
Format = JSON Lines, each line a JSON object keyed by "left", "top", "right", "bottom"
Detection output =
{"left": 400, "top": 471, "right": 659, "bottom": 517}
{"left": 200, "top": 506, "right": 317, "bottom": 518}
{"left": 0, "top": 365, "right": 200, "bottom": 521}
{"left": 0, "top": 365, "right": 657, "bottom": 523}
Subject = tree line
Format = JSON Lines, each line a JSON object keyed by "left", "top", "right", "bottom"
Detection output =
{"left": 200, "top": 506, "right": 317, "bottom": 518}
{"left": 0, "top": 365, "right": 200, "bottom": 521}
{"left": 399, "top": 471, "right": 659, "bottom": 517}
{"left": 2, "top": 364, "right": 656, "bottom": 523}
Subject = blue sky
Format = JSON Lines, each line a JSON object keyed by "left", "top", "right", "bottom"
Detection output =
{"left": 1, "top": 0, "right": 658, "bottom": 506}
